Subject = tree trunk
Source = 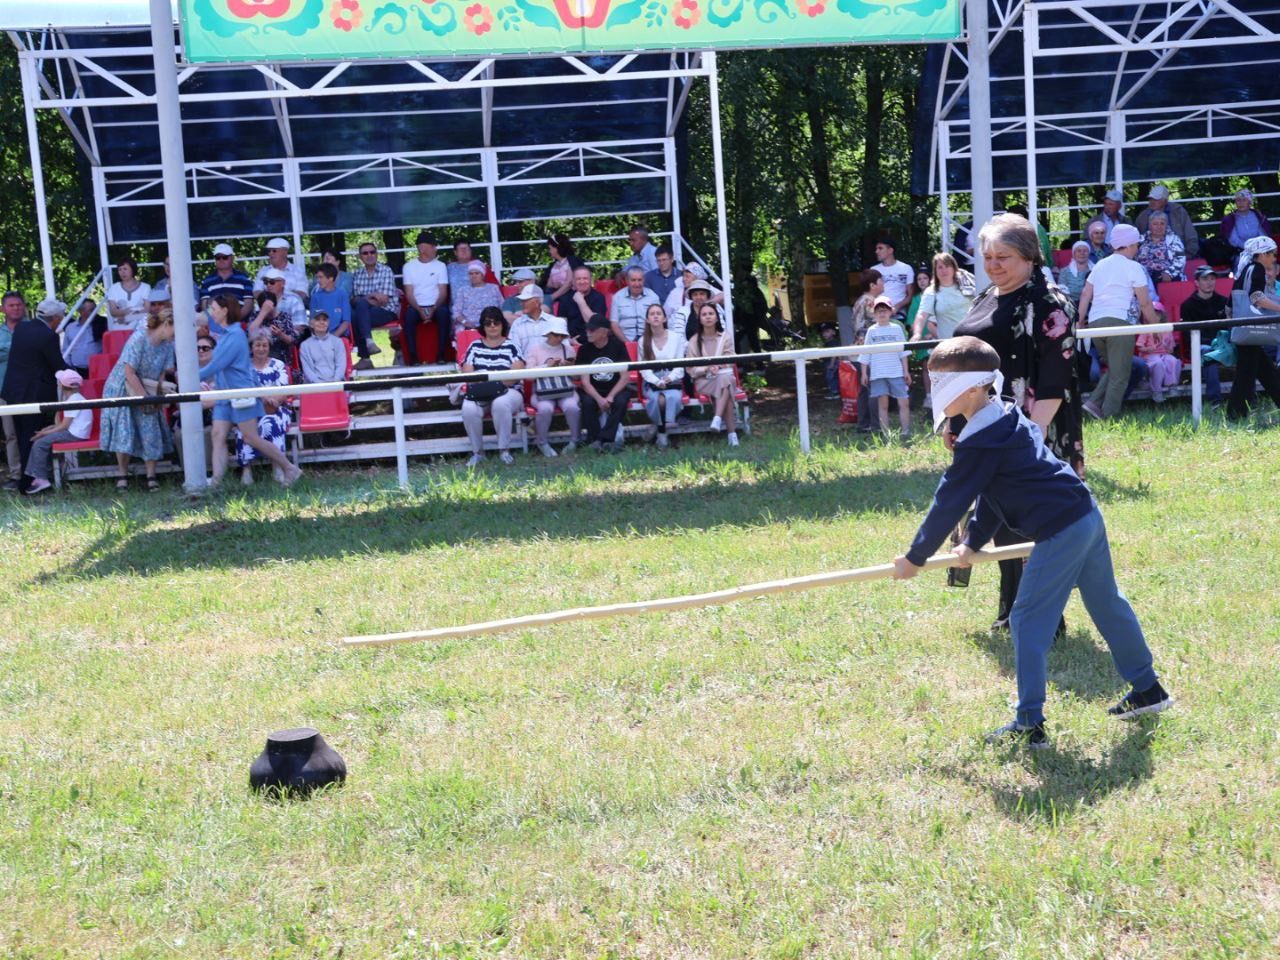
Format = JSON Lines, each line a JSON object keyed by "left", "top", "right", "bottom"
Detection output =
{"left": 383, "top": 228, "right": 406, "bottom": 276}
{"left": 860, "top": 54, "right": 885, "bottom": 263}
{"left": 804, "top": 78, "right": 853, "bottom": 343}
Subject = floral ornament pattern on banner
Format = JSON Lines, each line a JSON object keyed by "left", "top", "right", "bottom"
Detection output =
{"left": 182, "top": 0, "right": 960, "bottom": 59}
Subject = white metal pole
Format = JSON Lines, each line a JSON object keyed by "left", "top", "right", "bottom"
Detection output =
{"left": 1190, "top": 329, "right": 1202, "bottom": 425}
{"left": 91, "top": 166, "right": 112, "bottom": 286}
{"left": 286, "top": 158, "right": 305, "bottom": 277}
{"left": 1022, "top": 3, "right": 1039, "bottom": 228}
{"left": 794, "top": 358, "right": 811, "bottom": 454}
{"left": 665, "top": 136, "right": 683, "bottom": 262}
{"left": 483, "top": 149, "right": 504, "bottom": 277}
{"left": 1112, "top": 112, "right": 1125, "bottom": 193}
{"left": 966, "top": 0, "right": 995, "bottom": 289}
{"left": 706, "top": 51, "right": 734, "bottom": 331}
{"left": 938, "top": 124, "right": 952, "bottom": 254}
{"left": 149, "top": 0, "right": 208, "bottom": 492}
{"left": 391, "top": 386, "right": 409, "bottom": 488}
{"left": 18, "top": 56, "right": 57, "bottom": 298}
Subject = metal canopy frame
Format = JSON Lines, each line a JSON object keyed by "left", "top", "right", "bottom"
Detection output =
{"left": 925, "top": 0, "right": 1280, "bottom": 252}
{"left": 10, "top": 26, "right": 715, "bottom": 294}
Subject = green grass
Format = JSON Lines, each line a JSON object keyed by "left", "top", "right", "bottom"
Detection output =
{"left": 2, "top": 408, "right": 1278, "bottom": 959}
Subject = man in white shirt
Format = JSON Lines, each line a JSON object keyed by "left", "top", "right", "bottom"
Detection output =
{"left": 508, "top": 284, "right": 553, "bottom": 359}
{"left": 402, "top": 231, "right": 450, "bottom": 365}
{"left": 874, "top": 238, "right": 915, "bottom": 315}
{"left": 609, "top": 267, "right": 659, "bottom": 341}
{"left": 1077, "top": 223, "right": 1159, "bottom": 420}
{"left": 253, "top": 238, "right": 309, "bottom": 303}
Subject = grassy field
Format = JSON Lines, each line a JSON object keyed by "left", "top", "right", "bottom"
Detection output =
{"left": 1, "top": 402, "right": 1278, "bottom": 959}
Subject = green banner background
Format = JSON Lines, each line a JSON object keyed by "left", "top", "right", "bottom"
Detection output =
{"left": 180, "top": 0, "right": 960, "bottom": 63}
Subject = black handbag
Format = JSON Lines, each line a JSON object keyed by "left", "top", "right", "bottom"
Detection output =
{"left": 466, "top": 380, "right": 506, "bottom": 402}
{"left": 535, "top": 344, "right": 576, "bottom": 400}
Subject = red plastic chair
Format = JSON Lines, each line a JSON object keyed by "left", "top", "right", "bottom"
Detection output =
{"left": 1052, "top": 249, "right": 1073, "bottom": 270}
{"left": 298, "top": 391, "right": 350, "bottom": 433}
{"left": 102, "top": 330, "right": 133, "bottom": 356}
{"left": 1184, "top": 258, "right": 1208, "bottom": 277}
{"left": 394, "top": 299, "right": 443, "bottom": 365}
{"left": 624, "top": 340, "right": 647, "bottom": 407}
{"left": 52, "top": 379, "right": 104, "bottom": 455}
{"left": 1215, "top": 277, "right": 1234, "bottom": 298}
{"left": 455, "top": 329, "right": 481, "bottom": 365}
{"left": 88, "top": 353, "right": 117, "bottom": 381}
{"left": 500, "top": 284, "right": 523, "bottom": 299}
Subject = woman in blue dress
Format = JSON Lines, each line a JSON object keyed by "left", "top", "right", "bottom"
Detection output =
{"left": 98, "top": 309, "right": 176, "bottom": 491}
{"left": 235, "top": 330, "right": 294, "bottom": 485}
{"left": 198, "top": 295, "right": 303, "bottom": 488}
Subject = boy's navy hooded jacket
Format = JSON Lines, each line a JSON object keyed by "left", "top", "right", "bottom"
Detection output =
{"left": 906, "top": 402, "right": 1094, "bottom": 566}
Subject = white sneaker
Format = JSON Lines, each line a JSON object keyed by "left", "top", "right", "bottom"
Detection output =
{"left": 466, "top": 453, "right": 485, "bottom": 468}
{"left": 656, "top": 432, "right": 669, "bottom": 448}
{"left": 23, "top": 478, "right": 52, "bottom": 495}
{"left": 615, "top": 424, "right": 625, "bottom": 444}
{"left": 727, "top": 431, "right": 739, "bottom": 447}
{"left": 499, "top": 451, "right": 515, "bottom": 465}
{"left": 561, "top": 442, "right": 576, "bottom": 454}
{"left": 538, "top": 443, "right": 558, "bottom": 458}
{"left": 709, "top": 415, "right": 723, "bottom": 432}
{"left": 365, "top": 339, "right": 382, "bottom": 356}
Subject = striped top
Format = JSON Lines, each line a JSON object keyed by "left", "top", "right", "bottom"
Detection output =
{"left": 463, "top": 338, "right": 522, "bottom": 372}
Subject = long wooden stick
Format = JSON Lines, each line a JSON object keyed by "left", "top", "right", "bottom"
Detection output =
{"left": 343, "top": 542, "right": 1035, "bottom": 648}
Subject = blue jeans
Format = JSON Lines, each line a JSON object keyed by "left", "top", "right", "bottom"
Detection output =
{"left": 1009, "top": 506, "right": 1158, "bottom": 726}
{"left": 352, "top": 299, "right": 399, "bottom": 359}
{"left": 644, "top": 388, "right": 683, "bottom": 427}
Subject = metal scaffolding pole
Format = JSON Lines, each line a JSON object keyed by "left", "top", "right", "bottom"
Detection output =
{"left": 149, "top": 0, "right": 208, "bottom": 492}
{"left": 706, "top": 51, "right": 734, "bottom": 328}
{"left": 966, "top": 0, "right": 995, "bottom": 288}
{"left": 18, "top": 56, "right": 56, "bottom": 298}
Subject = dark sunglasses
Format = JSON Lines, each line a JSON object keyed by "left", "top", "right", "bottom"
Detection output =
{"left": 214, "top": 254, "right": 231, "bottom": 261}
{"left": 482, "top": 318, "right": 503, "bottom": 326}
{"left": 359, "top": 249, "right": 377, "bottom": 256}
{"left": 197, "top": 343, "right": 214, "bottom": 351}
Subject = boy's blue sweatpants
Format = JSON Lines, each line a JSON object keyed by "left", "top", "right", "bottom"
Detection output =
{"left": 1009, "top": 504, "right": 1158, "bottom": 726}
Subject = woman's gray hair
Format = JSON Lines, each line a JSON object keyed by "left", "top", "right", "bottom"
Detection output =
{"left": 1147, "top": 210, "right": 1169, "bottom": 224}
{"left": 977, "top": 213, "right": 1043, "bottom": 267}
{"left": 249, "top": 329, "right": 272, "bottom": 345}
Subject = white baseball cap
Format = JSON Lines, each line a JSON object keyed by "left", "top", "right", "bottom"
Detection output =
{"left": 516, "top": 283, "right": 543, "bottom": 301}
{"left": 265, "top": 237, "right": 290, "bottom": 250}
{"left": 213, "top": 243, "right": 234, "bottom": 257}
{"left": 1147, "top": 185, "right": 1170, "bottom": 200}
{"left": 261, "top": 267, "right": 286, "bottom": 281}
{"left": 544, "top": 316, "right": 569, "bottom": 337}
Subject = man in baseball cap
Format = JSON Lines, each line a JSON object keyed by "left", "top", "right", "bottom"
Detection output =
{"left": 197, "top": 243, "right": 253, "bottom": 311}
{"left": 1096, "top": 187, "right": 1130, "bottom": 243}
{"left": 254, "top": 236, "right": 308, "bottom": 302}
{"left": 1135, "top": 184, "right": 1199, "bottom": 256}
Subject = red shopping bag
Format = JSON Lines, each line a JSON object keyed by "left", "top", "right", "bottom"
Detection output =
{"left": 837, "top": 360, "right": 860, "bottom": 423}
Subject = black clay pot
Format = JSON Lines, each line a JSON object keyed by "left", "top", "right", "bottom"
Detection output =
{"left": 249, "top": 727, "right": 346, "bottom": 797}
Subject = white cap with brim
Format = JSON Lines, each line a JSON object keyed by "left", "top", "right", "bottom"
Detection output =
{"left": 1147, "top": 185, "right": 1170, "bottom": 200}
{"left": 262, "top": 267, "right": 287, "bottom": 281}
{"left": 1104, "top": 188, "right": 1123, "bottom": 203}
{"left": 36, "top": 299, "right": 67, "bottom": 320}
{"left": 516, "top": 283, "right": 543, "bottom": 301}
{"left": 512, "top": 268, "right": 537, "bottom": 281}
{"left": 265, "top": 237, "right": 290, "bottom": 250}
{"left": 213, "top": 243, "right": 234, "bottom": 256}
{"left": 544, "top": 317, "right": 569, "bottom": 337}
{"left": 466, "top": 261, "right": 487, "bottom": 273}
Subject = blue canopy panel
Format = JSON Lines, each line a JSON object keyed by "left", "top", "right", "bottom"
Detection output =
{"left": 60, "top": 31, "right": 676, "bottom": 242}
{"left": 911, "top": 1, "right": 1280, "bottom": 194}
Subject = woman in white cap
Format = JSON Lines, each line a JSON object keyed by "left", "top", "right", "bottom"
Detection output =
{"left": 105, "top": 258, "right": 151, "bottom": 333}
{"left": 1227, "top": 236, "right": 1280, "bottom": 421}
{"left": 1055, "top": 241, "right": 1093, "bottom": 307}
{"left": 524, "top": 316, "right": 580, "bottom": 457}
{"left": 1218, "top": 188, "right": 1272, "bottom": 253}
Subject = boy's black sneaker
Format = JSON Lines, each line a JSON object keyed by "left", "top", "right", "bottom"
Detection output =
{"left": 1108, "top": 681, "right": 1173, "bottom": 720}
{"left": 984, "top": 720, "right": 1050, "bottom": 750}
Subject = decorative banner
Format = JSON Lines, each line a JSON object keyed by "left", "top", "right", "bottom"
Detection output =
{"left": 179, "top": 0, "right": 961, "bottom": 62}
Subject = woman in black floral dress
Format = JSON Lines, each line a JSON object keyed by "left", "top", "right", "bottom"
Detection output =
{"left": 953, "top": 214, "right": 1084, "bottom": 627}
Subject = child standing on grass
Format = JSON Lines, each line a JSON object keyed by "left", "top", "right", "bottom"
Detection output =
{"left": 859, "top": 295, "right": 911, "bottom": 440}
{"left": 893, "top": 336, "right": 1172, "bottom": 749}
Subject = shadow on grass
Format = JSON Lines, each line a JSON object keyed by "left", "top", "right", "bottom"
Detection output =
{"left": 33, "top": 460, "right": 949, "bottom": 584}
{"left": 966, "top": 627, "right": 1128, "bottom": 700}
{"left": 949, "top": 722, "right": 1161, "bottom": 822}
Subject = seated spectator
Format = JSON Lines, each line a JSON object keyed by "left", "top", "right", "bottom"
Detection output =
{"left": 555, "top": 265, "right": 606, "bottom": 343}
{"left": 300, "top": 312, "right": 346, "bottom": 384}
{"left": 1227, "top": 237, "right": 1280, "bottom": 421}
{"left": 663, "top": 262, "right": 722, "bottom": 317}
{"left": 639, "top": 303, "right": 685, "bottom": 448}
{"left": 198, "top": 244, "right": 254, "bottom": 312}
{"left": 253, "top": 270, "right": 305, "bottom": 364}
{"left": 524, "top": 316, "right": 581, "bottom": 458}
{"left": 625, "top": 226, "right": 659, "bottom": 274}
{"left": 1135, "top": 185, "right": 1199, "bottom": 257}
{"left": 1083, "top": 220, "right": 1112, "bottom": 264}
{"left": 508, "top": 285, "right": 554, "bottom": 359}
{"left": 61, "top": 298, "right": 102, "bottom": 378}
{"left": 502, "top": 268, "right": 544, "bottom": 322}
{"left": 912, "top": 253, "right": 975, "bottom": 340}
{"left": 541, "top": 234, "right": 585, "bottom": 303}
{"left": 1137, "top": 211, "right": 1187, "bottom": 283}
{"left": 351, "top": 242, "right": 400, "bottom": 369}
{"left": 1056, "top": 241, "right": 1093, "bottom": 306}
{"left": 98, "top": 308, "right": 176, "bottom": 492}
{"left": 105, "top": 258, "right": 151, "bottom": 333}
{"left": 1096, "top": 188, "right": 1130, "bottom": 243}
{"left": 309, "top": 249, "right": 353, "bottom": 302}
{"left": 253, "top": 238, "right": 309, "bottom": 303}
{"left": 459, "top": 307, "right": 525, "bottom": 467}
{"left": 1181, "top": 264, "right": 1231, "bottom": 405}
{"left": 644, "top": 245, "right": 681, "bottom": 305}
{"left": 686, "top": 302, "right": 740, "bottom": 447}
{"left": 235, "top": 330, "right": 293, "bottom": 485}
{"left": 610, "top": 267, "right": 659, "bottom": 341}
{"left": 309, "top": 263, "right": 352, "bottom": 339}
{"left": 452, "top": 262, "right": 503, "bottom": 336}
{"left": 22, "top": 369, "right": 93, "bottom": 495}
{"left": 151, "top": 255, "right": 172, "bottom": 300}
{"left": 199, "top": 296, "right": 302, "bottom": 487}
{"left": 402, "top": 232, "right": 450, "bottom": 366}
{"left": 447, "top": 238, "right": 489, "bottom": 300}
{"left": 1135, "top": 303, "right": 1181, "bottom": 403}
{"left": 576, "top": 318, "right": 633, "bottom": 453}
{"left": 672, "top": 280, "right": 725, "bottom": 341}
{"left": 1218, "top": 188, "right": 1272, "bottom": 254}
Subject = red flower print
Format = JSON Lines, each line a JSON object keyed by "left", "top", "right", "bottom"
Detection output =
{"left": 330, "top": 0, "right": 362, "bottom": 30}
{"left": 1042, "top": 309, "right": 1070, "bottom": 340}
{"left": 796, "top": 0, "right": 825, "bottom": 14}
{"left": 674, "top": 0, "right": 701, "bottom": 28}
{"left": 464, "top": 3, "right": 494, "bottom": 33}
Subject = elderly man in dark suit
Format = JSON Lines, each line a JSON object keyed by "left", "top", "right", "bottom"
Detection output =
{"left": 1, "top": 298, "right": 66, "bottom": 492}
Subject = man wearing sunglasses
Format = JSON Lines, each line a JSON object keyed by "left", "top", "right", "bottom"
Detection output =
{"left": 197, "top": 243, "right": 253, "bottom": 313}
{"left": 351, "top": 243, "right": 400, "bottom": 371}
